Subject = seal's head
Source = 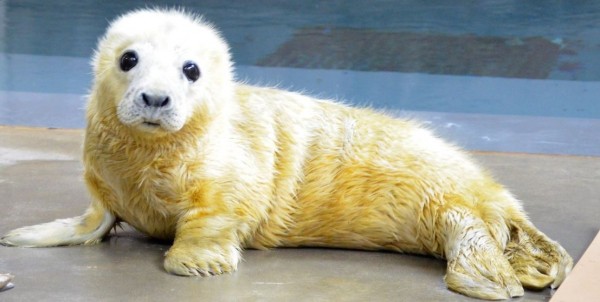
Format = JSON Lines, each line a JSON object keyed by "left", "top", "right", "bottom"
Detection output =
{"left": 91, "top": 8, "right": 234, "bottom": 134}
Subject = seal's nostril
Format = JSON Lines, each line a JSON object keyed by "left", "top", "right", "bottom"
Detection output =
{"left": 161, "top": 97, "right": 170, "bottom": 107}
{"left": 142, "top": 93, "right": 170, "bottom": 108}
{"left": 142, "top": 93, "right": 151, "bottom": 106}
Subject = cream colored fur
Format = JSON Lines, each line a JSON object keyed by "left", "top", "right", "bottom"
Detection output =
{"left": 1, "top": 9, "right": 572, "bottom": 300}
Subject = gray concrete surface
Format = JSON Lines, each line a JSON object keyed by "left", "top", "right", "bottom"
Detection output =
{"left": 0, "top": 126, "right": 598, "bottom": 301}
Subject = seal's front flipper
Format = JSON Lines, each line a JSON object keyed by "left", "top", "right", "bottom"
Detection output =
{"left": 0, "top": 201, "right": 115, "bottom": 247}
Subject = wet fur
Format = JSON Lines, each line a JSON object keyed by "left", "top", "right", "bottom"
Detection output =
{"left": 1, "top": 9, "right": 572, "bottom": 300}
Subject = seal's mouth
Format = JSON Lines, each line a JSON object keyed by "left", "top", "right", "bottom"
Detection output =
{"left": 143, "top": 121, "right": 161, "bottom": 127}
{"left": 139, "top": 120, "right": 164, "bottom": 132}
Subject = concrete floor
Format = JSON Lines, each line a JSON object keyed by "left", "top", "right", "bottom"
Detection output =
{"left": 0, "top": 126, "right": 598, "bottom": 301}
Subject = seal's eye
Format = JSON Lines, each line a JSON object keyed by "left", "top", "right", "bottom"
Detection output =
{"left": 183, "top": 61, "right": 200, "bottom": 82}
{"left": 120, "top": 51, "right": 138, "bottom": 72}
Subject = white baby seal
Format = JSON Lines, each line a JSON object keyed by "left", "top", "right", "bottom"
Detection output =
{"left": 1, "top": 8, "right": 572, "bottom": 300}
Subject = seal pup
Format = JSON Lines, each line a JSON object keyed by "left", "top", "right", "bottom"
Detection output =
{"left": 1, "top": 8, "right": 572, "bottom": 300}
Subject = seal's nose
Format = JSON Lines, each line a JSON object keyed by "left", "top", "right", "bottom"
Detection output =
{"left": 141, "top": 93, "right": 170, "bottom": 108}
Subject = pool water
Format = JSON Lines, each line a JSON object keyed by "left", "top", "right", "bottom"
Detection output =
{"left": 1, "top": 0, "right": 599, "bottom": 155}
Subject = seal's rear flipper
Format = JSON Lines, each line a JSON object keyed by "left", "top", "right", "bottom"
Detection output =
{"left": 441, "top": 205, "right": 524, "bottom": 300}
{"left": 505, "top": 219, "right": 573, "bottom": 290}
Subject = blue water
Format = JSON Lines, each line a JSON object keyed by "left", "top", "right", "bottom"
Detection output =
{"left": 0, "top": 0, "right": 599, "bottom": 155}
{"left": 4, "top": 1, "right": 600, "bottom": 70}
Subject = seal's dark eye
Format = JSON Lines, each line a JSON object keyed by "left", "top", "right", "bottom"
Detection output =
{"left": 120, "top": 51, "right": 138, "bottom": 72}
{"left": 183, "top": 61, "right": 200, "bottom": 82}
